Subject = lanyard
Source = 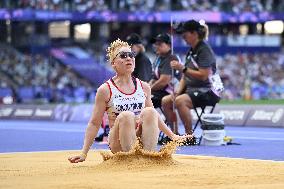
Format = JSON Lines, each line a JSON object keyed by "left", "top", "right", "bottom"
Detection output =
{"left": 154, "top": 57, "right": 161, "bottom": 68}
{"left": 154, "top": 57, "right": 161, "bottom": 79}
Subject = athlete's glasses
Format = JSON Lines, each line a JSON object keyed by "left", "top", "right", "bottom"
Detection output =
{"left": 115, "top": 51, "right": 136, "bottom": 60}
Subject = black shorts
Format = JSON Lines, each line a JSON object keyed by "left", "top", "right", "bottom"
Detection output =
{"left": 186, "top": 89, "right": 220, "bottom": 108}
{"left": 151, "top": 91, "right": 170, "bottom": 108}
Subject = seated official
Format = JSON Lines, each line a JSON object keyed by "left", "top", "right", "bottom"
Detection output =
{"left": 162, "top": 20, "right": 222, "bottom": 135}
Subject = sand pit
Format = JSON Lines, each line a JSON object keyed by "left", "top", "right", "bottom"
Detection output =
{"left": 1, "top": 145, "right": 284, "bottom": 189}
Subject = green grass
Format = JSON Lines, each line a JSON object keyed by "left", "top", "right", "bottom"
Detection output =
{"left": 220, "top": 99, "right": 284, "bottom": 105}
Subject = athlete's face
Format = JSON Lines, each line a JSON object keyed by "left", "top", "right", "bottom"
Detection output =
{"left": 112, "top": 46, "right": 136, "bottom": 74}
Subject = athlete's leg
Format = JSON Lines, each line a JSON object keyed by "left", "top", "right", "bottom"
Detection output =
{"left": 108, "top": 111, "right": 136, "bottom": 153}
{"left": 139, "top": 107, "right": 159, "bottom": 151}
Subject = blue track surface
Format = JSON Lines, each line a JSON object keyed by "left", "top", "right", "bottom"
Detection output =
{"left": 0, "top": 120, "right": 284, "bottom": 161}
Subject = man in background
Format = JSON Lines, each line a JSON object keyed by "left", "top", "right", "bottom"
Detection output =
{"left": 126, "top": 33, "right": 152, "bottom": 82}
{"left": 149, "top": 33, "right": 179, "bottom": 134}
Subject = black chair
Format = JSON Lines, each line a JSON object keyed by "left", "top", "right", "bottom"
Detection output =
{"left": 192, "top": 104, "right": 217, "bottom": 133}
{"left": 189, "top": 92, "right": 219, "bottom": 145}
{"left": 157, "top": 91, "right": 220, "bottom": 145}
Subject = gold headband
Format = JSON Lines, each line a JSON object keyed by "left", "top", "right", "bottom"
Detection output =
{"left": 106, "top": 38, "right": 131, "bottom": 63}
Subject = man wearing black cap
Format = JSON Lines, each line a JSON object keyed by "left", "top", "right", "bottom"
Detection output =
{"left": 126, "top": 33, "right": 152, "bottom": 82}
{"left": 162, "top": 20, "right": 222, "bottom": 137}
{"left": 149, "top": 33, "right": 180, "bottom": 134}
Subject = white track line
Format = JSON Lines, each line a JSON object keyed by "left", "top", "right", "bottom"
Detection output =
{"left": 0, "top": 127, "right": 85, "bottom": 133}
{"left": 1, "top": 149, "right": 283, "bottom": 162}
{"left": 174, "top": 153, "right": 284, "bottom": 162}
{"left": 232, "top": 136, "right": 284, "bottom": 141}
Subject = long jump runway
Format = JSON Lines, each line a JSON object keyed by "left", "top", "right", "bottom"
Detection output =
{"left": 1, "top": 120, "right": 284, "bottom": 189}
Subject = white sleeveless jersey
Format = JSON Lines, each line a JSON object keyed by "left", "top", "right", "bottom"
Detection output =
{"left": 106, "top": 77, "right": 146, "bottom": 118}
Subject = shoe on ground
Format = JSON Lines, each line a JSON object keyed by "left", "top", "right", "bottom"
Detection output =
{"left": 181, "top": 136, "right": 199, "bottom": 146}
{"left": 158, "top": 136, "right": 172, "bottom": 145}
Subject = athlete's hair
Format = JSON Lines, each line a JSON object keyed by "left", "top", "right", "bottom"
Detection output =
{"left": 106, "top": 38, "right": 131, "bottom": 63}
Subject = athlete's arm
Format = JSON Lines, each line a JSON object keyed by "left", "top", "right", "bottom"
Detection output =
{"left": 68, "top": 84, "right": 109, "bottom": 163}
{"left": 141, "top": 82, "right": 176, "bottom": 139}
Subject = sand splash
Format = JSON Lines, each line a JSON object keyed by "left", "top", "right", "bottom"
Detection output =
{"left": 98, "top": 139, "right": 183, "bottom": 169}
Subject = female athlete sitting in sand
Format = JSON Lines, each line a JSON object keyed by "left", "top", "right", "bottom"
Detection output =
{"left": 68, "top": 39, "right": 191, "bottom": 163}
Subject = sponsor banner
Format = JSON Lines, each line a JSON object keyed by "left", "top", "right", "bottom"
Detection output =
{"left": 1, "top": 9, "right": 283, "bottom": 23}
{"left": 32, "top": 105, "right": 55, "bottom": 120}
{"left": 1, "top": 104, "right": 284, "bottom": 127}
{"left": 246, "top": 105, "right": 284, "bottom": 127}
{"left": 12, "top": 105, "right": 35, "bottom": 119}
{"left": 214, "top": 105, "right": 251, "bottom": 126}
{"left": 191, "top": 105, "right": 249, "bottom": 127}
{"left": 0, "top": 105, "right": 14, "bottom": 118}
{"left": 0, "top": 104, "right": 56, "bottom": 120}
{"left": 54, "top": 104, "right": 72, "bottom": 122}
{"left": 68, "top": 104, "right": 93, "bottom": 122}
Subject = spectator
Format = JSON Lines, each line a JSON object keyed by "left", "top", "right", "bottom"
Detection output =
{"left": 126, "top": 33, "right": 152, "bottom": 82}
{"left": 149, "top": 33, "right": 178, "bottom": 109}
{"left": 149, "top": 33, "right": 180, "bottom": 134}
{"left": 162, "top": 20, "right": 222, "bottom": 136}
{"left": 0, "top": 44, "right": 94, "bottom": 104}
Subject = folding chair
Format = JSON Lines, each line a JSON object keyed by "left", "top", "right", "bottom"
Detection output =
{"left": 192, "top": 104, "right": 217, "bottom": 133}
{"left": 157, "top": 91, "right": 219, "bottom": 145}
{"left": 189, "top": 92, "right": 219, "bottom": 145}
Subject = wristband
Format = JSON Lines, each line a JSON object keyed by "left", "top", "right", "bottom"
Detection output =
{"left": 182, "top": 67, "right": 188, "bottom": 73}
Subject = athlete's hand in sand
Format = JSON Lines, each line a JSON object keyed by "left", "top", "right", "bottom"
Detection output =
{"left": 68, "top": 154, "right": 86, "bottom": 163}
{"left": 171, "top": 134, "right": 192, "bottom": 142}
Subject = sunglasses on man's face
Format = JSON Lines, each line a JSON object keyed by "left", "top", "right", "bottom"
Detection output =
{"left": 115, "top": 51, "right": 136, "bottom": 60}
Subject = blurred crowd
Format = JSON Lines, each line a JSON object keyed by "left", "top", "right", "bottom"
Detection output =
{"left": 0, "top": 44, "right": 94, "bottom": 104}
{"left": 217, "top": 52, "right": 284, "bottom": 100}
{"left": 1, "top": 41, "right": 284, "bottom": 104}
{"left": 0, "top": 0, "right": 283, "bottom": 12}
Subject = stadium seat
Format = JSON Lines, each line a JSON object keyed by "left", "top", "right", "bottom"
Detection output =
{"left": 34, "top": 86, "right": 52, "bottom": 103}
{"left": 17, "top": 86, "right": 35, "bottom": 103}
{"left": 61, "top": 87, "right": 74, "bottom": 103}
{"left": 0, "top": 87, "right": 13, "bottom": 98}
{"left": 88, "top": 90, "right": 97, "bottom": 103}
{"left": 74, "top": 86, "right": 87, "bottom": 103}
